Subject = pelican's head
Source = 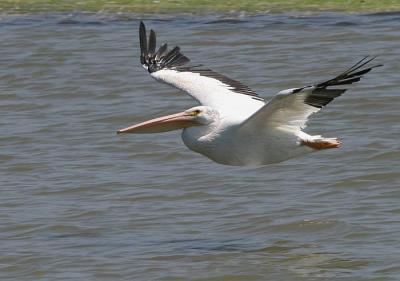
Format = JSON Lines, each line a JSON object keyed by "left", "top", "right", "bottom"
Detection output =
{"left": 117, "top": 106, "right": 218, "bottom": 134}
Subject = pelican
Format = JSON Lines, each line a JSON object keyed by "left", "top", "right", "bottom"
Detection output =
{"left": 117, "top": 22, "right": 381, "bottom": 166}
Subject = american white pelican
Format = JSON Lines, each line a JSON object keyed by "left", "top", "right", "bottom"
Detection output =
{"left": 117, "top": 22, "right": 381, "bottom": 166}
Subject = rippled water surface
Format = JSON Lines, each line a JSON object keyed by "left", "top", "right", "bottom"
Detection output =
{"left": 1, "top": 12, "right": 400, "bottom": 280}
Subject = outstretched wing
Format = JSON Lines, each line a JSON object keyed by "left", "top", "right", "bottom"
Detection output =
{"left": 138, "top": 21, "right": 264, "bottom": 116}
{"left": 239, "top": 56, "right": 382, "bottom": 133}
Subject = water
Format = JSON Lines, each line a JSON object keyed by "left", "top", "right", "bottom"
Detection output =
{"left": 1, "top": 12, "right": 399, "bottom": 281}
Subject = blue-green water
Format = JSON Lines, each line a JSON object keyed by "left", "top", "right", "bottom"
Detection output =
{"left": 1, "top": 12, "right": 400, "bottom": 280}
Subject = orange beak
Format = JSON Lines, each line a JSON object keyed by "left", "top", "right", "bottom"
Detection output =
{"left": 117, "top": 111, "right": 199, "bottom": 134}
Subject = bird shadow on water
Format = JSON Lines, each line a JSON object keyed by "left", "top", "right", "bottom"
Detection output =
{"left": 145, "top": 236, "right": 370, "bottom": 278}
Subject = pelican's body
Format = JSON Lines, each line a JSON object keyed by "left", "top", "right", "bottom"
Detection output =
{"left": 117, "top": 22, "right": 381, "bottom": 166}
{"left": 179, "top": 106, "right": 306, "bottom": 166}
{"left": 182, "top": 124, "right": 300, "bottom": 166}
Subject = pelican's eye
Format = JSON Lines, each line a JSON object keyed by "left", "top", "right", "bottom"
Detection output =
{"left": 190, "top": 109, "right": 201, "bottom": 116}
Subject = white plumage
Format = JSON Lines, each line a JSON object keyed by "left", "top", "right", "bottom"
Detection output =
{"left": 117, "top": 22, "right": 381, "bottom": 166}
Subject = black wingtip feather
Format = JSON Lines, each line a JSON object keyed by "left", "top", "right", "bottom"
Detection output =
{"left": 139, "top": 21, "right": 147, "bottom": 65}
{"left": 317, "top": 56, "right": 382, "bottom": 88}
{"left": 302, "top": 56, "right": 381, "bottom": 109}
{"left": 162, "top": 46, "right": 181, "bottom": 65}
{"left": 139, "top": 22, "right": 190, "bottom": 72}
{"left": 148, "top": 30, "right": 156, "bottom": 55}
{"left": 155, "top": 43, "right": 168, "bottom": 60}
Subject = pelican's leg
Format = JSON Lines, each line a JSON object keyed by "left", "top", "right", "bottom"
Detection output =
{"left": 301, "top": 138, "right": 342, "bottom": 150}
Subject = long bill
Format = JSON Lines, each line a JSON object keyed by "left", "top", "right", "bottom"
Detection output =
{"left": 117, "top": 111, "right": 199, "bottom": 134}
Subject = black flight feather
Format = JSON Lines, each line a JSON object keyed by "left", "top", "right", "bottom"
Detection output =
{"left": 139, "top": 22, "right": 190, "bottom": 73}
{"left": 148, "top": 29, "right": 156, "bottom": 55}
{"left": 304, "top": 88, "right": 346, "bottom": 108}
{"left": 139, "top": 21, "right": 148, "bottom": 65}
{"left": 299, "top": 56, "right": 382, "bottom": 109}
{"left": 317, "top": 56, "right": 382, "bottom": 88}
{"left": 155, "top": 43, "right": 168, "bottom": 60}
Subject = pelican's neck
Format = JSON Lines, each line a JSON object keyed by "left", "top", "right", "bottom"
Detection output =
{"left": 181, "top": 114, "right": 222, "bottom": 153}
{"left": 182, "top": 120, "right": 218, "bottom": 141}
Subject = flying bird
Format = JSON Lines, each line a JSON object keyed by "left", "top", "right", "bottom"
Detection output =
{"left": 117, "top": 21, "right": 381, "bottom": 166}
